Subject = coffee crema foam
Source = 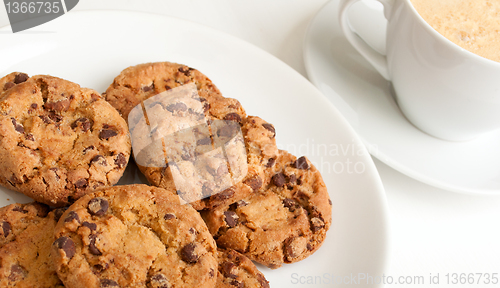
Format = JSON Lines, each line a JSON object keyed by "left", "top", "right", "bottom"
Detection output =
{"left": 410, "top": 0, "right": 500, "bottom": 62}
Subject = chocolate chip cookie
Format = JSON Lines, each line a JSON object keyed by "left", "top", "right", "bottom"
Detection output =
{"left": 217, "top": 249, "right": 270, "bottom": 288}
{"left": 52, "top": 184, "right": 218, "bottom": 288}
{"left": 104, "top": 63, "right": 278, "bottom": 210}
{"left": 103, "top": 62, "right": 245, "bottom": 122}
{"left": 202, "top": 151, "right": 332, "bottom": 269}
{"left": 0, "top": 202, "right": 64, "bottom": 287}
{"left": 0, "top": 74, "right": 131, "bottom": 206}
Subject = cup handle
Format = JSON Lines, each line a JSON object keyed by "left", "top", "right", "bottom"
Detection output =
{"left": 339, "top": 0, "right": 394, "bottom": 80}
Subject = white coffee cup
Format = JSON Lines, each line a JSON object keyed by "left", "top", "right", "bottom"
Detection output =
{"left": 339, "top": 0, "right": 500, "bottom": 141}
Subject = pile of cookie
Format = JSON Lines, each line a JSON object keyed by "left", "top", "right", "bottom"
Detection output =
{"left": 0, "top": 63, "right": 332, "bottom": 287}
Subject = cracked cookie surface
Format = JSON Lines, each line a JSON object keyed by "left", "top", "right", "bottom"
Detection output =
{"left": 217, "top": 248, "right": 270, "bottom": 288}
{"left": 0, "top": 74, "right": 131, "bottom": 206}
{"left": 202, "top": 151, "right": 332, "bottom": 269}
{"left": 52, "top": 184, "right": 218, "bottom": 288}
{"left": 104, "top": 63, "right": 277, "bottom": 210}
{"left": 0, "top": 202, "right": 64, "bottom": 287}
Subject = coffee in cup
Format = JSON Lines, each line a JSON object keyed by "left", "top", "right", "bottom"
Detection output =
{"left": 410, "top": 0, "right": 500, "bottom": 62}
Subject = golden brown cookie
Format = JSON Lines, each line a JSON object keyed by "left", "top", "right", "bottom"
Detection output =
{"left": 0, "top": 73, "right": 131, "bottom": 206}
{"left": 52, "top": 184, "right": 218, "bottom": 288}
{"left": 0, "top": 202, "right": 64, "bottom": 287}
{"left": 202, "top": 151, "right": 332, "bottom": 269}
{"left": 103, "top": 63, "right": 277, "bottom": 210}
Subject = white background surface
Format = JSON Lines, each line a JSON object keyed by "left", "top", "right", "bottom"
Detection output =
{"left": 1, "top": 1, "right": 500, "bottom": 287}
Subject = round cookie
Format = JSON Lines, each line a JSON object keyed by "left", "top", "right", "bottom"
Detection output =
{"left": 103, "top": 62, "right": 245, "bottom": 122}
{"left": 104, "top": 62, "right": 277, "bottom": 210}
{"left": 0, "top": 74, "right": 131, "bottom": 206}
{"left": 0, "top": 202, "right": 64, "bottom": 287}
{"left": 217, "top": 249, "right": 270, "bottom": 288}
{"left": 202, "top": 151, "right": 332, "bottom": 269}
{"left": 52, "top": 184, "right": 218, "bottom": 288}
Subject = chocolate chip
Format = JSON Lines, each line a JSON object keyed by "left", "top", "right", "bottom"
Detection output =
{"left": 203, "top": 102, "right": 210, "bottom": 113}
{"left": 83, "top": 146, "right": 95, "bottom": 154}
{"left": 30, "top": 103, "right": 38, "bottom": 110}
{"left": 88, "top": 197, "right": 109, "bottom": 216}
{"left": 217, "top": 125, "right": 236, "bottom": 138}
{"left": 222, "top": 262, "right": 237, "bottom": 278}
{"left": 196, "top": 137, "right": 211, "bottom": 145}
{"left": 39, "top": 115, "right": 51, "bottom": 124}
{"left": 164, "top": 213, "right": 176, "bottom": 220}
{"left": 54, "top": 236, "right": 76, "bottom": 259}
{"left": 49, "top": 167, "right": 60, "bottom": 180}
{"left": 64, "top": 211, "right": 80, "bottom": 223}
{"left": 180, "top": 243, "right": 199, "bottom": 263}
{"left": 99, "top": 129, "right": 118, "bottom": 140}
{"left": 74, "top": 178, "right": 88, "bottom": 189}
{"left": 150, "top": 274, "right": 170, "bottom": 288}
{"left": 13, "top": 73, "right": 29, "bottom": 84}
{"left": 328, "top": 199, "right": 332, "bottom": 205}
{"left": 114, "top": 153, "right": 127, "bottom": 168}
{"left": 224, "top": 211, "right": 239, "bottom": 228}
{"left": 293, "top": 156, "right": 310, "bottom": 170}
{"left": 188, "top": 228, "right": 197, "bottom": 235}
{"left": 45, "top": 99, "right": 70, "bottom": 112}
{"left": 3, "top": 82, "right": 15, "bottom": 91}
{"left": 211, "top": 186, "right": 235, "bottom": 201}
{"left": 272, "top": 173, "right": 286, "bottom": 187}
{"left": 266, "top": 158, "right": 275, "bottom": 168}
{"left": 48, "top": 112, "right": 63, "bottom": 123}
{"left": 1, "top": 221, "right": 11, "bottom": 237}
{"left": 178, "top": 66, "right": 191, "bottom": 76}
{"left": 82, "top": 221, "right": 97, "bottom": 231}
{"left": 310, "top": 217, "right": 325, "bottom": 232}
{"left": 229, "top": 279, "right": 244, "bottom": 288}
{"left": 209, "top": 268, "right": 215, "bottom": 278}
{"left": 142, "top": 83, "right": 154, "bottom": 92}
{"left": 89, "top": 234, "right": 102, "bottom": 255}
{"left": 12, "top": 206, "right": 27, "bottom": 213}
{"left": 53, "top": 208, "right": 67, "bottom": 222}
{"left": 8, "top": 264, "right": 26, "bottom": 282}
{"left": 11, "top": 118, "right": 24, "bottom": 133}
{"left": 262, "top": 123, "right": 275, "bottom": 137}
{"left": 236, "top": 200, "right": 248, "bottom": 207}
{"left": 243, "top": 175, "right": 262, "bottom": 191}
{"left": 71, "top": 118, "right": 91, "bottom": 132}
{"left": 223, "top": 113, "right": 242, "bottom": 123}
{"left": 25, "top": 133, "right": 34, "bottom": 141}
{"left": 92, "top": 263, "right": 109, "bottom": 273}
{"left": 165, "top": 85, "right": 171, "bottom": 90}
{"left": 166, "top": 103, "right": 187, "bottom": 113}
{"left": 283, "top": 198, "right": 298, "bottom": 212}
{"left": 306, "top": 243, "right": 313, "bottom": 251}
{"left": 91, "top": 155, "right": 107, "bottom": 166}
{"left": 100, "top": 279, "right": 119, "bottom": 287}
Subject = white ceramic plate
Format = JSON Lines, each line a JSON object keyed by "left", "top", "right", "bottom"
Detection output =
{"left": 304, "top": 0, "right": 500, "bottom": 195}
{"left": 0, "top": 11, "right": 388, "bottom": 287}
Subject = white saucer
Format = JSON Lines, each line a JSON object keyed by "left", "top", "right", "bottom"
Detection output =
{"left": 304, "top": 0, "right": 500, "bottom": 195}
{"left": 1, "top": 10, "right": 388, "bottom": 287}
